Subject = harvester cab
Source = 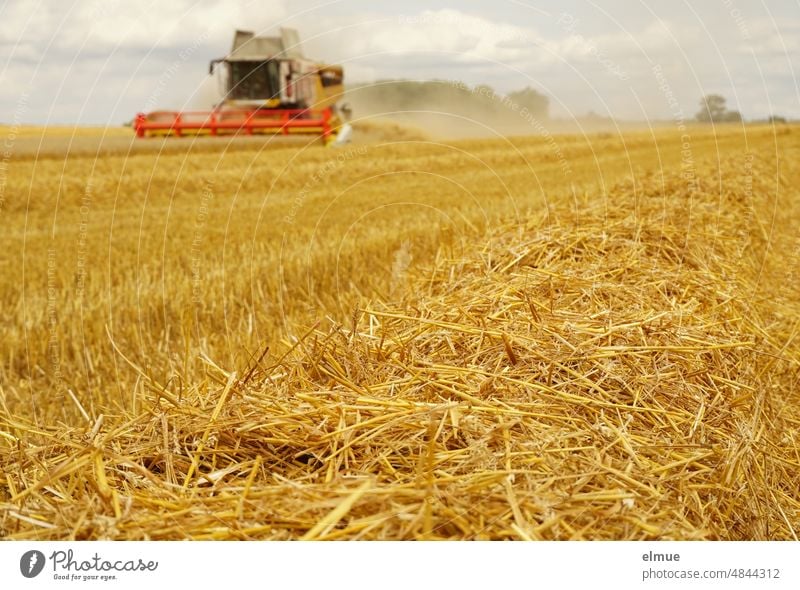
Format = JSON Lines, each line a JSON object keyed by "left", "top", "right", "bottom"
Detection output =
{"left": 134, "top": 28, "right": 349, "bottom": 143}
{"left": 210, "top": 29, "right": 343, "bottom": 112}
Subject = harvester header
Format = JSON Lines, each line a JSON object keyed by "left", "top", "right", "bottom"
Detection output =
{"left": 134, "top": 28, "right": 348, "bottom": 142}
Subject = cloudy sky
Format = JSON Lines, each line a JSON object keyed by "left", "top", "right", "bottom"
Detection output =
{"left": 1, "top": 0, "right": 798, "bottom": 124}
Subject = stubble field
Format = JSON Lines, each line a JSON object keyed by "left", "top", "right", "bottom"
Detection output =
{"left": 1, "top": 123, "right": 798, "bottom": 540}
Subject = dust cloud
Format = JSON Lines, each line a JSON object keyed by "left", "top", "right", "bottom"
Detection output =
{"left": 343, "top": 80, "right": 658, "bottom": 140}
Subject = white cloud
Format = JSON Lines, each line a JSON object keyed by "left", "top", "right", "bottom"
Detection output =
{"left": 1, "top": 0, "right": 288, "bottom": 55}
{"left": 0, "top": 0, "right": 292, "bottom": 123}
{"left": 1, "top": 1, "right": 798, "bottom": 123}
{"left": 328, "top": 9, "right": 540, "bottom": 63}
{"left": 309, "top": 10, "right": 698, "bottom": 88}
{"left": 742, "top": 17, "right": 800, "bottom": 55}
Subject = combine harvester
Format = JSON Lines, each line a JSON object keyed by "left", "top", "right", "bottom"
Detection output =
{"left": 134, "top": 28, "right": 351, "bottom": 144}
